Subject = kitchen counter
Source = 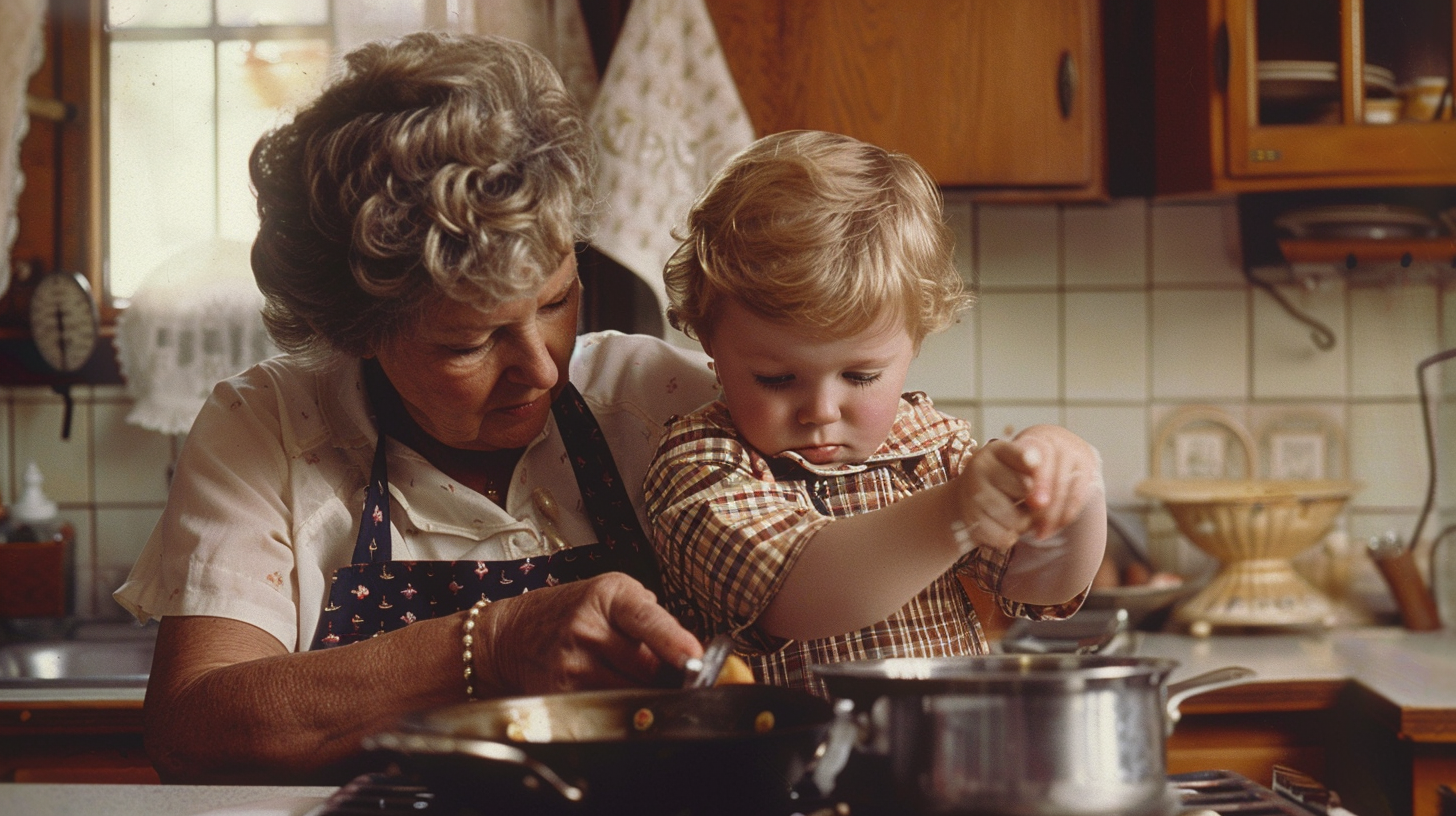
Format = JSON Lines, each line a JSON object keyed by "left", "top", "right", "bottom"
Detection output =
{"left": 1135, "top": 626, "right": 1456, "bottom": 738}
{"left": 1132, "top": 626, "right": 1456, "bottom": 816}
{"left": 0, "top": 783, "right": 336, "bottom": 815}
{"left": 0, "top": 685, "right": 145, "bottom": 703}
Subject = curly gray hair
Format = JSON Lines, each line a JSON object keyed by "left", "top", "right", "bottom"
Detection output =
{"left": 249, "top": 32, "right": 596, "bottom": 364}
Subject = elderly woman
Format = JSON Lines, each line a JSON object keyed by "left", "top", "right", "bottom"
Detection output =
{"left": 113, "top": 32, "right": 719, "bottom": 783}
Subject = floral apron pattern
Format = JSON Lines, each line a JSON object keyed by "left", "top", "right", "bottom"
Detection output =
{"left": 309, "top": 383, "right": 659, "bottom": 649}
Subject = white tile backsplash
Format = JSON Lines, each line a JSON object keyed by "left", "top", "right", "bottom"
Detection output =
{"left": 944, "top": 198, "right": 975, "bottom": 287}
{"left": 1252, "top": 282, "right": 1348, "bottom": 399}
{"left": 979, "top": 292, "right": 1060, "bottom": 400}
{"left": 1063, "top": 199, "right": 1148, "bottom": 287}
{"left": 1064, "top": 291, "right": 1148, "bottom": 401}
{"left": 977, "top": 205, "right": 1059, "bottom": 290}
{"left": 95, "top": 506, "right": 164, "bottom": 578}
{"left": 1150, "top": 201, "right": 1244, "bottom": 285}
{"left": 1349, "top": 285, "right": 1441, "bottom": 398}
{"left": 1347, "top": 401, "right": 1427, "bottom": 507}
{"left": 980, "top": 404, "right": 1065, "bottom": 442}
{"left": 908, "top": 310, "right": 978, "bottom": 400}
{"left": 1064, "top": 405, "right": 1149, "bottom": 506}
{"left": 91, "top": 400, "right": 173, "bottom": 503}
{"left": 12, "top": 392, "right": 92, "bottom": 505}
{"left": 66, "top": 510, "right": 95, "bottom": 618}
{"left": 1150, "top": 289, "right": 1249, "bottom": 400}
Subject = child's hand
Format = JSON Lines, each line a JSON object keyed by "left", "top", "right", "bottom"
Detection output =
{"left": 1011, "top": 425, "right": 1103, "bottom": 541}
{"left": 950, "top": 438, "right": 1041, "bottom": 553}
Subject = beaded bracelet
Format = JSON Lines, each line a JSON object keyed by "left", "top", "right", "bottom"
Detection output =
{"left": 462, "top": 597, "right": 491, "bottom": 699}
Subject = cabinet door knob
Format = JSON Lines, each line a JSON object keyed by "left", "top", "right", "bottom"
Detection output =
{"left": 1058, "top": 51, "right": 1078, "bottom": 119}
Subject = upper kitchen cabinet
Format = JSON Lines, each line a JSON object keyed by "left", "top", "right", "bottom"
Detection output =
{"left": 703, "top": 0, "right": 1107, "bottom": 199}
{"left": 1156, "top": 0, "right": 1456, "bottom": 195}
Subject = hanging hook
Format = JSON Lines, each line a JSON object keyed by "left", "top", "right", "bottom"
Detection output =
{"left": 1243, "top": 265, "right": 1336, "bottom": 351}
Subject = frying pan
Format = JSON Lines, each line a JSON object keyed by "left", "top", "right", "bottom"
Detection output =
{"left": 363, "top": 683, "right": 836, "bottom": 815}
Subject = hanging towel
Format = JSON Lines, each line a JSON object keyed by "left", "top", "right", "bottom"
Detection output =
{"left": 588, "top": 0, "right": 755, "bottom": 334}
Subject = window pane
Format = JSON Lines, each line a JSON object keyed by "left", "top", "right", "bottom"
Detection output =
{"left": 334, "top": 0, "right": 427, "bottom": 53}
{"left": 216, "top": 39, "right": 331, "bottom": 244}
{"left": 217, "top": 0, "right": 328, "bottom": 27}
{"left": 109, "top": 41, "right": 217, "bottom": 300}
{"left": 108, "top": 0, "right": 210, "bottom": 29}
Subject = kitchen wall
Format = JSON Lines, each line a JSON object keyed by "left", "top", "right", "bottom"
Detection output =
{"left": 907, "top": 196, "right": 1447, "bottom": 620}
{"left": 0, "top": 198, "right": 1447, "bottom": 621}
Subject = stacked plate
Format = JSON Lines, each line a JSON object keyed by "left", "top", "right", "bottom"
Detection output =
{"left": 1258, "top": 60, "right": 1397, "bottom": 124}
{"left": 1274, "top": 204, "right": 1439, "bottom": 240}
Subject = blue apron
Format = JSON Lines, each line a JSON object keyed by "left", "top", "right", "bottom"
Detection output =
{"left": 309, "top": 381, "right": 659, "bottom": 650}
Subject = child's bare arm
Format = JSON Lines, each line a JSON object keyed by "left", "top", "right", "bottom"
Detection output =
{"left": 756, "top": 429, "right": 1104, "bottom": 640}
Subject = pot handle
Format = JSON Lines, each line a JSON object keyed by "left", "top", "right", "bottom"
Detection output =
{"left": 806, "top": 698, "right": 858, "bottom": 797}
{"left": 362, "top": 731, "right": 585, "bottom": 803}
{"left": 1163, "top": 666, "right": 1256, "bottom": 735}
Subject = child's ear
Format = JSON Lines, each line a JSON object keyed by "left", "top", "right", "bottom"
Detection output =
{"left": 698, "top": 333, "right": 715, "bottom": 358}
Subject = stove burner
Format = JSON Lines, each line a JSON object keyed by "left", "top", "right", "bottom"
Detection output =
{"left": 1171, "top": 769, "right": 1320, "bottom": 815}
{"left": 317, "top": 768, "right": 1311, "bottom": 816}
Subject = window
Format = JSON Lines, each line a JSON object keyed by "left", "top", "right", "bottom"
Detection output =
{"left": 102, "top": 1, "right": 525, "bottom": 308}
{"left": 105, "top": 1, "right": 333, "bottom": 304}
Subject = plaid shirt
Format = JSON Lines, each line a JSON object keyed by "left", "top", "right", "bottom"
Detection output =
{"left": 645, "top": 392, "right": 1082, "bottom": 697}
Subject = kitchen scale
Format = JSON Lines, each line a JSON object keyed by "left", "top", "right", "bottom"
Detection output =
{"left": 27, "top": 269, "right": 100, "bottom": 439}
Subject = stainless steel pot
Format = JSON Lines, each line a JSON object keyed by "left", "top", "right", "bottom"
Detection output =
{"left": 812, "top": 655, "right": 1254, "bottom": 816}
{"left": 362, "top": 684, "right": 835, "bottom": 815}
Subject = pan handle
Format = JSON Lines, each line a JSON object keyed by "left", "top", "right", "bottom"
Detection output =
{"left": 1164, "top": 666, "right": 1256, "bottom": 735}
{"left": 363, "top": 731, "right": 585, "bottom": 803}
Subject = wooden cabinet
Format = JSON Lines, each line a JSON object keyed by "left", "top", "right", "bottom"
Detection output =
{"left": 0, "top": 699, "right": 157, "bottom": 783}
{"left": 1156, "top": 0, "right": 1456, "bottom": 195}
{"left": 1171, "top": 679, "right": 1456, "bottom": 816}
{"left": 704, "top": 0, "right": 1106, "bottom": 198}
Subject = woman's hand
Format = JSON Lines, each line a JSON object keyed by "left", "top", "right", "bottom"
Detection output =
{"left": 478, "top": 572, "right": 704, "bottom": 695}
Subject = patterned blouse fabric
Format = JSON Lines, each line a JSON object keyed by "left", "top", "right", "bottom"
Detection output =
{"left": 114, "top": 332, "right": 719, "bottom": 651}
{"left": 644, "top": 392, "right": 1082, "bottom": 697}
{"left": 309, "top": 381, "right": 659, "bottom": 650}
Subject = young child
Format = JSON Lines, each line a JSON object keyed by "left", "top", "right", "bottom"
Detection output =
{"left": 644, "top": 130, "right": 1107, "bottom": 696}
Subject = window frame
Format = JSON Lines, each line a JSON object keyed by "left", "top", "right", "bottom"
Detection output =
{"left": 101, "top": 5, "right": 333, "bottom": 313}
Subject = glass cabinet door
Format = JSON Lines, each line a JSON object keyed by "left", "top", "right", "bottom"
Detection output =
{"left": 1225, "top": 0, "right": 1456, "bottom": 181}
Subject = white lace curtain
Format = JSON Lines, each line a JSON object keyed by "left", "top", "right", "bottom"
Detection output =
{"left": 0, "top": 0, "right": 48, "bottom": 300}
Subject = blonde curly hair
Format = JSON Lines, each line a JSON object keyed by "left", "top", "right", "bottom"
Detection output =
{"left": 663, "top": 130, "right": 969, "bottom": 347}
{"left": 250, "top": 32, "right": 595, "bottom": 364}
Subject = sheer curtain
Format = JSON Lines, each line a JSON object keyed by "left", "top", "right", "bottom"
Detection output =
{"left": 0, "top": 0, "right": 48, "bottom": 300}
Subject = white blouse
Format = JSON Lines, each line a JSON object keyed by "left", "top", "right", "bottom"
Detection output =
{"left": 114, "top": 331, "right": 718, "bottom": 651}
